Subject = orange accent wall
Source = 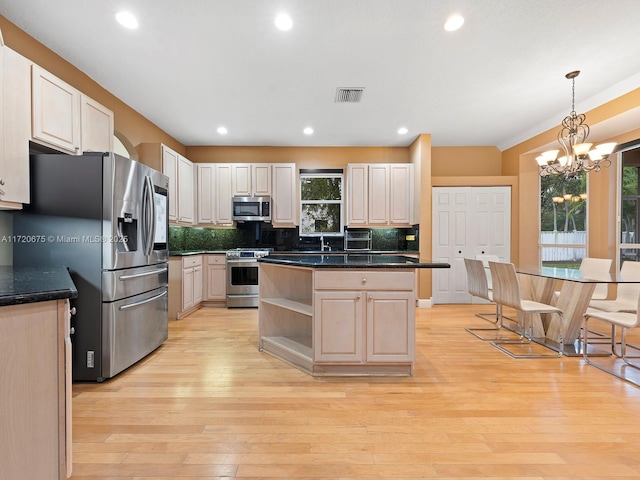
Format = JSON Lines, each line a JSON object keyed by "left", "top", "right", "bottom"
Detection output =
{"left": 185, "top": 145, "right": 409, "bottom": 169}
{"left": 432, "top": 146, "right": 502, "bottom": 176}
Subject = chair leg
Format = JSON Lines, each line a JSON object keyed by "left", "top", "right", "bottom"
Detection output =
{"left": 583, "top": 318, "right": 640, "bottom": 387}
{"left": 491, "top": 313, "right": 564, "bottom": 358}
{"left": 466, "top": 304, "right": 521, "bottom": 341}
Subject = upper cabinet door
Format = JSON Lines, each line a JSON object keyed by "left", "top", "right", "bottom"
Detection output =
{"left": 232, "top": 163, "right": 272, "bottom": 196}
{"left": 215, "top": 164, "right": 233, "bottom": 224}
{"left": 271, "top": 163, "right": 296, "bottom": 227}
{"left": 31, "top": 65, "right": 81, "bottom": 154}
{"left": 177, "top": 155, "right": 194, "bottom": 224}
{"left": 252, "top": 164, "right": 272, "bottom": 196}
{"left": 1, "top": 47, "right": 31, "bottom": 207}
{"left": 346, "top": 164, "right": 368, "bottom": 226}
{"left": 367, "top": 164, "right": 389, "bottom": 225}
{"left": 389, "top": 164, "right": 414, "bottom": 225}
{"left": 232, "top": 164, "right": 252, "bottom": 196}
{"left": 196, "top": 164, "right": 215, "bottom": 224}
{"left": 162, "top": 146, "right": 178, "bottom": 221}
{"left": 80, "top": 94, "right": 113, "bottom": 153}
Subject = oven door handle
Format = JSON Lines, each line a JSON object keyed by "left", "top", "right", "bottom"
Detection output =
{"left": 119, "top": 290, "right": 167, "bottom": 311}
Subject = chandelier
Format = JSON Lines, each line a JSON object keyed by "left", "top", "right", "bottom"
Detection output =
{"left": 536, "top": 71, "right": 616, "bottom": 178}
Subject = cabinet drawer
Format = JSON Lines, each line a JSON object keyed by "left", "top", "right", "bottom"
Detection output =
{"left": 314, "top": 270, "right": 414, "bottom": 290}
{"left": 206, "top": 255, "right": 226, "bottom": 265}
{"left": 182, "top": 255, "right": 203, "bottom": 268}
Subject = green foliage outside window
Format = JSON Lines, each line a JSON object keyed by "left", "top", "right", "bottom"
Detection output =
{"left": 540, "top": 173, "right": 586, "bottom": 232}
{"left": 300, "top": 173, "right": 343, "bottom": 235}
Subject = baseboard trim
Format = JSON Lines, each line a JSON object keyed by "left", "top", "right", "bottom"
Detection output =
{"left": 416, "top": 298, "right": 432, "bottom": 308}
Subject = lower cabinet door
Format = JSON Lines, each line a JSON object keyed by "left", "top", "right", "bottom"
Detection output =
{"left": 313, "top": 291, "right": 363, "bottom": 362}
{"left": 366, "top": 291, "right": 414, "bottom": 362}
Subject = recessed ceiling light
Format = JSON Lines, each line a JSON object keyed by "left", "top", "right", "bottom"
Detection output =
{"left": 444, "top": 14, "right": 464, "bottom": 32}
{"left": 115, "top": 11, "right": 138, "bottom": 29}
{"left": 217, "top": 126, "right": 228, "bottom": 135}
{"left": 303, "top": 127, "right": 314, "bottom": 135}
{"left": 274, "top": 13, "right": 293, "bottom": 31}
{"left": 397, "top": 127, "right": 408, "bottom": 135}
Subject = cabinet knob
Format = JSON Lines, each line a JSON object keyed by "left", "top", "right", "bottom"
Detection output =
{"left": 362, "top": 278, "right": 367, "bottom": 284}
{"left": 368, "top": 294, "right": 373, "bottom": 300}
{"left": 355, "top": 294, "right": 361, "bottom": 300}
{"left": 0, "top": 178, "right": 4, "bottom": 186}
{"left": 70, "top": 307, "right": 77, "bottom": 315}
{"left": 70, "top": 327, "right": 75, "bottom": 335}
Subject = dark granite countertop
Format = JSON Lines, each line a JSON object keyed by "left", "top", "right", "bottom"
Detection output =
{"left": 169, "top": 250, "right": 227, "bottom": 256}
{"left": 170, "top": 249, "right": 420, "bottom": 256}
{"left": 258, "top": 254, "right": 449, "bottom": 269}
{"left": 0, "top": 265, "right": 78, "bottom": 306}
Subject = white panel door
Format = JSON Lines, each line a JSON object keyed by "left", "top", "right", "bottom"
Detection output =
{"left": 432, "top": 186, "right": 511, "bottom": 304}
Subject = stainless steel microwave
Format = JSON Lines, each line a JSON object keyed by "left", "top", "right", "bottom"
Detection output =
{"left": 232, "top": 195, "right": 271, "bottom": 222}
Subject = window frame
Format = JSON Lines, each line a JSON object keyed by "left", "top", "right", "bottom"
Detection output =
{"left": 298, "top": 170, "right": 344, "bottom": 237}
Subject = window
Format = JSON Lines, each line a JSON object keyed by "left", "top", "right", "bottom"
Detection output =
{"left": 539, "top": 172, "right": 587, "bottom": 269}
{"left": 299, "top": 170, "right": 343, "bottom": 236}
{"left": 619, "top": 145, "right": 640, "bottom": 264}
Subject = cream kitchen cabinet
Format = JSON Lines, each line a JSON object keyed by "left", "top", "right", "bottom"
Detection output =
{"left": 196, "top": 164, "right": 234, "bottom": 225}
{"left": 178, "top": 154, "right": 195, "bottom": 223}
{"left": 0, "top": 299, "right": 73, "bottom": 479}
{"left": 180, "top": 255, "right": 202, "bottom": 317}
{"left": 346, "top": 163, "right": 414, "bottom": 227}
{"left": 0, "top": 44, "right": 31, "bottom": 209}
{"left": 31, "top": 64, "right": 113, "bottom": 155}
{"left": 232, "top": 163, "right": 271, "bottom": 197}
{"left": 215, "top": 164, "right": 234, "bottom": 224}
{"left": 138, "top": 143, "right": 194, "bottom": 224}
{"left": 204, "top": 254, "right": 226, "bottom": 303}
{"left": 196, "top": 163, "right": 215, "bottom": 224}
{"left": 314, "top": 271, "right": 415, "bottom": 365}
{"left": 271, "top": 163, "right": 297, "bottom": 226}
{"left": 80, "top": 93, "right": 114, "bottom": 153}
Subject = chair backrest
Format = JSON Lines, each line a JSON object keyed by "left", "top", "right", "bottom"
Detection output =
{"left": 617, "top": 260, "right": 640, "bottom": 303}
{"left": 476, "top": 254, "right": 500, "bottom": 289}
{"left": 488, "top": 261, "right": 523, "bottom": 310}
{"left": 464, "top": 258, "right": 490, "bottom": 301}
{"left": 580, "top": 257, "right": 613, "bottom": 299}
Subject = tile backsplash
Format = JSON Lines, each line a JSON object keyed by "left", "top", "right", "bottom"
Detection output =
{"left": 169, "top": 223, "right": 419, "bottom": 252}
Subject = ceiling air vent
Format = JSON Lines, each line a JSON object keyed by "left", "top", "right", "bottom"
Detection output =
{"left": 335, "top": 87, "right": 365, "bottom": 103}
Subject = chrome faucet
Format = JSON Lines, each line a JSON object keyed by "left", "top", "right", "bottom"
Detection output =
{"left": 320, "top": 233, "right": 330, "bottom": 252}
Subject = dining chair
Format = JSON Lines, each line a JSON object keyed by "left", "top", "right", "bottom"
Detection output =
{"left": 584, "top": 260, "right": 640, "bottom": 347}
{"left": 579, "top": 257, "right": 613, "bottom": 300}
{"left": 583, "top": 291, "right": 640, "bottom": 387}
{"left": 588, "top": 260, "right": 640, "bottom": 313}
{"left": 464, "top": 258, "right": 517, "bottom": 341}
{"left": 489, "top": 261, "right": 565, "bottom": 358}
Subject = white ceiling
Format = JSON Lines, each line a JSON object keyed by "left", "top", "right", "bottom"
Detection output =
{"left": 2, "top": 0, "right": 640, "bottom": 149}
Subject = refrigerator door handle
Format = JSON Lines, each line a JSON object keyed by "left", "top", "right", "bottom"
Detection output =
{"left": 118, "top": 290, "right": 167, "bottom": 311}
{"left": 142, "top": 175, "right": 156, "bottom": 256}
{"left": 119, "top": 267, "right": 168, "bottom": 281}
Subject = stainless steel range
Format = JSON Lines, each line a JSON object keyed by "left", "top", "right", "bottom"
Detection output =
{"left": 226, "top": 248, "right": 271, "bottom": 307}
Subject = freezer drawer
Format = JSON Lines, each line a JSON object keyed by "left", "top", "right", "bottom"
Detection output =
{"left": 101, "top": 286, "right": 168, "bottom": 380}
{"left": 102, "top": 264, "right": 168, "bottom": 302}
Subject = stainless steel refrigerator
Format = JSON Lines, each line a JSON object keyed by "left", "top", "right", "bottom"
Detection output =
{"left": 13, "top": 152, "right": 169, "bottom": 382}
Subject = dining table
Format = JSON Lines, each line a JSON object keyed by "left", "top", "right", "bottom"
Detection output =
{"left": 516, "top": 265, "right": 632, "bottom": 356}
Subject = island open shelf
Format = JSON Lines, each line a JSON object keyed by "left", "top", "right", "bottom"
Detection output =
{"left": 258, "top": 254, "right": 449, "bottom": 376}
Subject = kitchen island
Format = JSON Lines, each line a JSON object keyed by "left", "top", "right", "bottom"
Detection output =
{"left": 257, "top": 254, "right": 449, "bottom": 376}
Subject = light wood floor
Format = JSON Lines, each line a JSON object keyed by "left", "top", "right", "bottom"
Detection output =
{"left": 70, "top": 305, "right": 640, "bottom": 479}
